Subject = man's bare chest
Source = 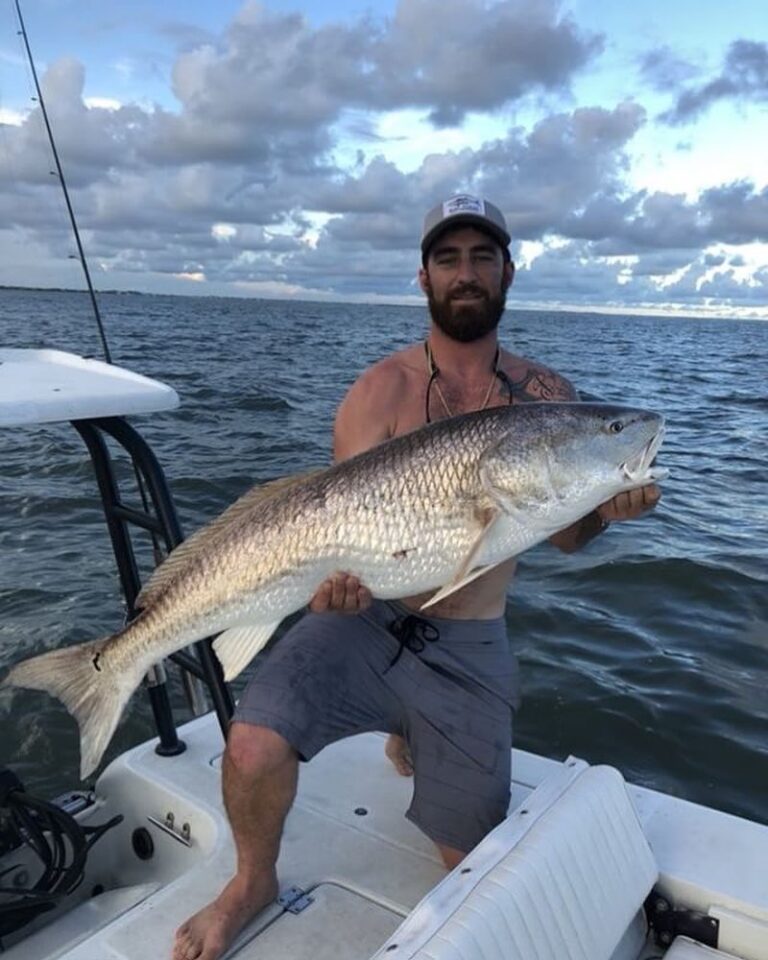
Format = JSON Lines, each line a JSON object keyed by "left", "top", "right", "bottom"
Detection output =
{"left": 390, "top": 365, "right": 543, "bottom": 438}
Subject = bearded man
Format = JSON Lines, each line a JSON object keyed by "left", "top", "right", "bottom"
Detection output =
{"left": 173, "top": 195, "right": 660, "bottom": 960}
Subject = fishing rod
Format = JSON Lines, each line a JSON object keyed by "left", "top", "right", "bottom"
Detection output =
{"left": 13, "top": 0, "right": 112, "bottom": 364}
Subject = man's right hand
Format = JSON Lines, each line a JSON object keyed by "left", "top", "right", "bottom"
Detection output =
{"left": 309, "top": 572, "right": 373, "bottom": 614}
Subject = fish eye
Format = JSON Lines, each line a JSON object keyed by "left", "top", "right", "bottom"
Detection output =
{"left": 607, "top": 420, "right": 624, "bottom": 434}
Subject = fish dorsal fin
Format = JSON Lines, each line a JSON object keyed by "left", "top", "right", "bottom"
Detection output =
{"left": 213, "top": 622, "right": 281, "bottom": 681}
{"left": 420, "top": 507, "right": 504, "bottom": 610}
{"left": 136, "top": 469, "right": 323, "bottom": 609}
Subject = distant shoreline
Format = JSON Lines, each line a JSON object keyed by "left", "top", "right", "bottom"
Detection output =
{"left": 0, "top": 283, "right": 764, "bottom": 322}
{"left": 0, "top": 284, "right": 144, "bottom": 296}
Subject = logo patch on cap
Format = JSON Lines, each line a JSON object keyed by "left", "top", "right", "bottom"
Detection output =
{"left": 443, "top": 195, "right": 485, "bottom": 217}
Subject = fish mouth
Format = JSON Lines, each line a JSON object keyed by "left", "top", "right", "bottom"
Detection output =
{"left": 621, "top": 425, "right": 668, "bottom": 484}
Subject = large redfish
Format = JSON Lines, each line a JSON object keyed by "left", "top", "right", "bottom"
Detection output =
{"left": 2, "top": 402, "right": 666, "bottom": 778}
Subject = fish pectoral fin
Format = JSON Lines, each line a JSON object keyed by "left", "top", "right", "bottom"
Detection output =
{"left": 213, "top": 622, "right": 281, "bottom": 681}
{"left": 420, "top": 507, "right": 503, "bottom": 611}
{"left": 420, "top": 562, "right": 504, "bottom": 610}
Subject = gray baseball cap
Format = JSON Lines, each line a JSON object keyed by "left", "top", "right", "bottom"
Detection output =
{"left": 421, "top": 195, "right": 511, "bottom": 257}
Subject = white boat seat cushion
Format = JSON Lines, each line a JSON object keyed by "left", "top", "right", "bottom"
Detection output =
{"left": 371, "top": 763, "right": 658, "bottom": 960}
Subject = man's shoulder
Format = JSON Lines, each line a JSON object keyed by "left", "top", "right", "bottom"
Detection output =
{"left": 334, "top": 344, "right": 424, "bottom": 457}
{"left": 348, "top": 344, "right": 423, "bottom": 397}
{"left": 500, "top": 350, "right": 579, "bottom": 402}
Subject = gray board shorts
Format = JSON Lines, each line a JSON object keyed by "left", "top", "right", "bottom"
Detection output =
{"left": 234, "top": 598, "right": 521, "bottom": 853}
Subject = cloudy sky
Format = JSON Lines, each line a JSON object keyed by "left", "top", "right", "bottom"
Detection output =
{"left": 0, "top": 0, "right": 766, "bottom": 317}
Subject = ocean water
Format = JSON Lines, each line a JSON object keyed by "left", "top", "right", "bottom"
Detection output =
{"left": 0, "top": 288, "right": 766, "bottom": 824}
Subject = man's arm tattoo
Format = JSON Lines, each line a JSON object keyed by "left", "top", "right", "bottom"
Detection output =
{"left": 502, "top": 368, "right": 577, "bottom": 402}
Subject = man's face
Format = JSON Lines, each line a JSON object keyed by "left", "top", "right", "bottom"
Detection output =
{"left": 420, "top": 226, "right": 513, "bottom": 343}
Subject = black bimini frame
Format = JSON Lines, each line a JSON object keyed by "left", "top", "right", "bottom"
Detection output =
{"left": 72, "top": 416, "right": 234, "bottom": 757}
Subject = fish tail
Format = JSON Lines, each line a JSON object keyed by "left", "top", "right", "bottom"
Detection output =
{"left": 2, "top": 638, "right": 142, "bottom": 781}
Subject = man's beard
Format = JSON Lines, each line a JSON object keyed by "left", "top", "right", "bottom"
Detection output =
{"left": 427, "top": 283, "right": 508, "bottom": 343}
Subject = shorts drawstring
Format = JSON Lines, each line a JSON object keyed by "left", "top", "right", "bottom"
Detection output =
{"left": 387, "top": 614, "right": 440, "bottom": 668}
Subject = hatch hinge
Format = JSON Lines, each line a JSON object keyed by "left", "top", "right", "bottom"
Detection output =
{"left": 645, "top": 891, "right": 720, "bottom": 949}
{"left": 278, "top": 885, "right": 314, "bottom": 914}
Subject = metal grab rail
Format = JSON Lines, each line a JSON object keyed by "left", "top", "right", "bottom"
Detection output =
{"left": 71, "top": 416, "right": 234, "bottom": 757}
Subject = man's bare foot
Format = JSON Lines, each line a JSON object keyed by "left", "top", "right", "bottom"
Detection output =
{"left": 172, "top": 872, "right": 277, "bottom": 960}
{"left": 385, "top": 734, "right": 413, "bottom": 776}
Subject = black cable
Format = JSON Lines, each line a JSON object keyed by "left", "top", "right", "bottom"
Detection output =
{"left": 0, "top": 770, "right": 123, "bottom": 943}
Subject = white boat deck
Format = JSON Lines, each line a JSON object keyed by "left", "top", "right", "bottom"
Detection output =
{"left": 3, "top": 718, "right": 552, "bottom": 960}
{"left": 7, "top": 714, "right": 768, "bottom": 960}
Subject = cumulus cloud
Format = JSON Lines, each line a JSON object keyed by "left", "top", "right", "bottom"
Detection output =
{"left": 162, "top": 0, "right": 601, "bottom": 141}
{"left": 368, "top": 0, "right": 603, "bottom": 126}
{"left": 2, "top": 0, "right": 602, "bottom": 181}
{"left": 111, "top": 0, "right": 603, "bottom": 170}
{"left": 514, "top": 240, "right": 766, "bottom": 312}
{"left": 0, "top": 58, "right": 151, "bottom": 187}
{"left": 566, "top": 182, "right": 768, "bottom": 254}
{"left": 660, "top": 40, "right": 768, "bottom": 125}
{"left": 298, "top": 100, "right": 648, "bottom": 281}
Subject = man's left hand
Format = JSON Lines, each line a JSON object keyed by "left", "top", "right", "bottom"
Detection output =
{"left": 597, "top": 483, "right": 662, "bottom": 522}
